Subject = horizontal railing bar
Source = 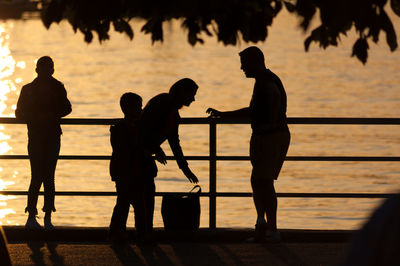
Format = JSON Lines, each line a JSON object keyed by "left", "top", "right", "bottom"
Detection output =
{"left": 1, "top": 117, "right": 400, "bottom": 125}
{"left": 218, "top": 156, "right": 400, "bottom": 162}
{"left": 0, "top": 191, "right": 395, "bottom": 198}
{"left": 287, "top": 117, "right": 400, "bottom": 125}
{"left": 217, "top": 192, "right": 397, "bottom": 198}
{"left": 0, "top": 117, "right": 120, "bottom": 125}
{"left": 1, "top": 155, "right": 400, "bottom": 162}
{"left": 201, "top": 117, "right": 400, "bottom": 125}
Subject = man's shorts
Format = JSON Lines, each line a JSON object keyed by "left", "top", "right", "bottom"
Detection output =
{"left": 250, "top": 129, "right": 290, "bottom": 180}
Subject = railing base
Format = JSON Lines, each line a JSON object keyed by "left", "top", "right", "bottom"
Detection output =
{"left": 2, "top": 226, "right": 355, "bottom": 243}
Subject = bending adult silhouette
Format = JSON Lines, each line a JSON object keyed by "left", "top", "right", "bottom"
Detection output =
{"left": 140, "top": 78, "right": 199, "bottom": 234}
{"left": 207, "top": 47, "right": 290, "bottom": 242}
{"left": 15, "top": 56, "right": 72, "bottom": 230}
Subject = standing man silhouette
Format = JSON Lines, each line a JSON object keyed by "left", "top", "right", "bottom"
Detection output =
{"left": 140, "top": 78, "right": 199, "bottom": 234}
{"left": 15, "top": 56, "right": 72, "bottom": 230}
{"left": 207, "top": 47, "right": 290, "bottom": 242}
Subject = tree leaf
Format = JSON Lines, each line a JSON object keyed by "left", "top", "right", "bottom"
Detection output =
{"left": 272, "top": 0, "right": 282, "bottom": 14}
{"left": 296, "top": 0, "right": 316, "bottom": 31}
{"left": 113, "top": 19, "right": 134, "bottom": 40}
{"left": 41, "top": 0, "right": 64, "bottom": 28}
{"left": 351, "top": 37, "right": 369, "bottom": 64}
{"left": 141, "top": 19, "right": 163, "bottom": 43}
{"left": 380, "top": 10, "right": 398, "bottom": 51}
{"left": 83, "top": 30, "right": 93, "bottom": 43}
{"left": 391, "top": 0, "right": 400, "bottom": 16}
{"left": 303, "top": 25, "right": 324, "bottom": 51}
{"left": 284, "top": 1, "right": 296, "bottom": 13}
{"left": 304, "top": 36, "right": 313, "bottom": 51}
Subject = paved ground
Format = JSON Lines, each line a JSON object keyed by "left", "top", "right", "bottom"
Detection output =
{"left": 3, "top": 226, "right": 353, "bottom": 265}
{"left": 8, "top": 241, "right": 349, "bottom": 266}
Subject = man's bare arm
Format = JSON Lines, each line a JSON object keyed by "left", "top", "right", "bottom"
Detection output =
{"left": 206, "top": 107, "right": 250, "bottom": 118}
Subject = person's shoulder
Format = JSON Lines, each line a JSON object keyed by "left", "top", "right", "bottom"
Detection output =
{"left": 256, "top": 75, "right": 279, "bottom": 92}
{"left": 149, "top": 93, "right": 170, "bottom": 103}
{"left": 20, "top": 80, "right": 36, "bottom": 95}
{"left": 21, "top": 83, "right": 32, "bottom": 91}
{"left": 145, "top": 93, "right": 171, "bottom": 110}
{"left": 111, "top": 119, "right": 127, "bottom": 131}
{"left": 50, "top": 77, "right": 65, "bottom": 88}
{"left": 22, "top": 78, "right": 37, "bottom": 89}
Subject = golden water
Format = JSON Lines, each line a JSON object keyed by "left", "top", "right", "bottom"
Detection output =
{"left": 0, "top": 11, "right": 400, "bottom": 229}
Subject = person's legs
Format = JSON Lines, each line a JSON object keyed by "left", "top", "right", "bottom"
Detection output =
{"left": 265, "top": 179, "right": 277, "bottom": 231}
{"left": 250, "top": 134, "right": 269, "bottom": 224}
{"left": 26, "top": 137, "right": 44, "bottom": 229}
{"left": 42, "top": 135, "right": 60, "bottom": 229}
{"left": 109, "top": 181, "right": 130, "bottom": 238}
{"left": 250, "top": 174, "right": 267, "bottom": 224}
{"left": 131, "top": 186, "right": 147, "bottom": 241}
{"left": 249, "top": 131, "right": 290, "bottom": 241}
{"left": 144, "top": 180, "right": 155, "bottom": 234}
{"left": 266, "top": 129, "right": 290, "bottom": 232}
{"left": 250, "top": 174, "right": 269, "bottom": 241}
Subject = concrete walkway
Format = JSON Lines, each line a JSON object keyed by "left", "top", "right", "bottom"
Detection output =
{"left": 8, "top": 241, "right": 349, "bottom": 266}
{"left": 4, "top": 226, "right": 353, "bottom": 265}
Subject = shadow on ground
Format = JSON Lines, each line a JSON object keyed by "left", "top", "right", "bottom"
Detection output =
{"left": 8, "top": 241, "right": 349, "bottom": 266}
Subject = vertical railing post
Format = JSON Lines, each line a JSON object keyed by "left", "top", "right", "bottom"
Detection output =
{"left": 209, "top": 119, "right": 217, "bottom": 229}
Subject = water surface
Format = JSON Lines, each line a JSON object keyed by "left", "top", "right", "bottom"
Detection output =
{"left": 0, "top": 11, "right": 400, "bottom": 229}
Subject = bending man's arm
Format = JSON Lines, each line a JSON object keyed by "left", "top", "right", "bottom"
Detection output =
{"left": 168, "top": 129, "right": 198, "bottom": 184}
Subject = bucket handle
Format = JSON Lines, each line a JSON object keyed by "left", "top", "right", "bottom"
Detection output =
{"left": 189, "top": 185, "right": 201, "bottom": 194}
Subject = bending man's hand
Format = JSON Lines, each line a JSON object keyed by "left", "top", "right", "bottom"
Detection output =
{"left": 155, "top": 149, "right": 167, "bottom": 165}
{"left": 182, "top": 168, "right": 199, "bottom": 184}
{"left": 206, "top": 108, "right": 222, "bottom": 118}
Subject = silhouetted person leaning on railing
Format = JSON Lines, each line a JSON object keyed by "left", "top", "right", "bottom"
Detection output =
{"left": 15, "top": 56, "right": 72, "bottom": 230}
{"left": 140, "top": 78, "right": 199, "bottom": 234}
{"left": 109, "top": 92, "right": 150, "bottom": 244}
{"left": 207, "top": 47, "right": 290, "bottom": 242}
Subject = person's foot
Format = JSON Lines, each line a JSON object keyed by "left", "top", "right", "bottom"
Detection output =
{"left": 136, "top": 233, "right": 156, "bottom": 246}
{"left": 25, "top": 217, "right": 42, "bottom": 230}
{"left": 44, "top": 217, "right": 55, "bottom": 230}
{"left": 109, "top": 230, "right": 129, "bottom": 245}
{"left": 265, "top": 230, "right": 281, "bottom": 243}
{"left": 246, "top": 223, "right": 267, "bottom": 243}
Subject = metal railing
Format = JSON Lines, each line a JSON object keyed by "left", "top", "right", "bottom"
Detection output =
{"left": 0, "top": 117, "right": 399, "bottom": 229}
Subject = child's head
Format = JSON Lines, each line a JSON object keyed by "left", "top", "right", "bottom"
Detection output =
{"left": 120, "top": 92, "right": 142, "bottom": 119}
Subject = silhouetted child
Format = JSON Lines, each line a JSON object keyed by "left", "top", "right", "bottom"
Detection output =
{"left": 109, "top": 92, "right": 148, "bottom": 243}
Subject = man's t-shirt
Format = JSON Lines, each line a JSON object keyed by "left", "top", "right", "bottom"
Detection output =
{"left": 250, "top": 69, "right": 287, "bottom": 135}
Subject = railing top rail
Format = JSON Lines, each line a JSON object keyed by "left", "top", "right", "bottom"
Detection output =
{"left": 0, "top": 191, "right": 396, "bottom": 198}
{"left": 1, "top": 117, "right": 400, "bottom": 125}
{"left": 1, "top": 155, "right": 400, "bottom": 162}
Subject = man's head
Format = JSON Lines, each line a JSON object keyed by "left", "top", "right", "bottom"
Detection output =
{"left": 36, "top": 56, "right": 54, "bottom": 77}
{"left": 239, "top": 46, "right": 266, "bottom": 78}
{"left": 169, "top": 78, "right": 198, "bottom": 108}
{"left": 120, "top": 92, "right": 142, "bottom": 119}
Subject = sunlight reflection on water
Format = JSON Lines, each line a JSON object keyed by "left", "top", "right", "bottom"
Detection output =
{"left": 0, "top": 23, "right": 17, "bottom": 223}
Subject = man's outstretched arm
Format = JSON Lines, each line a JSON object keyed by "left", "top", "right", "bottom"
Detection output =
{"left": 206, "top": 107, "right": 250, "bottom": 118}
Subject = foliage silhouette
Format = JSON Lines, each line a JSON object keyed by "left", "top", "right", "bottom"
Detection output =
{"left": 36, "top": 0, "right": 400, "bottom": 64}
